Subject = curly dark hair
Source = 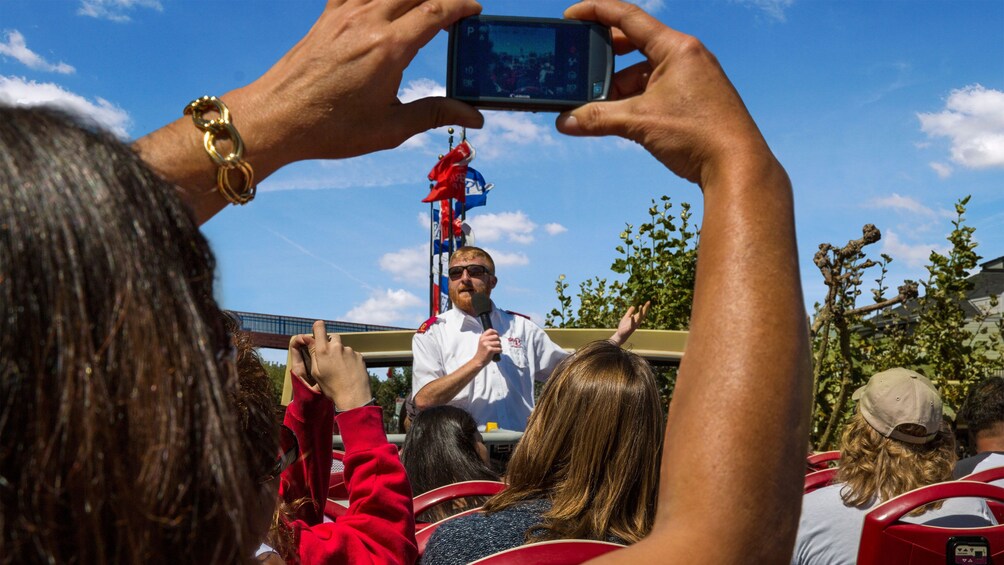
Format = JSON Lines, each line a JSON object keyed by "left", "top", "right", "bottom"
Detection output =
{"left": 960, "top": 376, "right": 1004, "bottom": 445}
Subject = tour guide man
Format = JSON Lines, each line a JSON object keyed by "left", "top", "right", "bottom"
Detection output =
{"left": 411, "top": 246, "right": 648, "bottom": 432}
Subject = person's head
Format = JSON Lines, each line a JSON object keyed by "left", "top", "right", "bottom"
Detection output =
{"left": 0, "top": 106, "right": 261, "bottom": 562}
{"left": 400, "top": 405, "right": 496, "bottom": 497}
{"left": 838, "top": 368, "right": 955, "bottom": 507}
{"left": 223, "top": 313, "right": 283, "bottom": 534}
{"left": 448, "top": 246, "right": 497, "bottom": 315}
{"left": 960, "top": 376, "right": 1004, "bottom": 453}
{"left": 483, "top": 340, "right": 663, "bottom": 544}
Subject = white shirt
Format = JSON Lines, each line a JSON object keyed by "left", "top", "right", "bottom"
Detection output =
{"left": 411, "top": 303, "right": 569, "bottom": 432}
{"left": 792, "top": 482, "right": 997, "bottom": 565}
{"left": 967, "top": 453, "right": 1004, "bottom": 487}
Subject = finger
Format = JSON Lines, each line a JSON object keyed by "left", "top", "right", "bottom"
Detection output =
{"left": 328, "top": 332, "right": 344, "bottom": 350}
{"left": 608, "top": 60, "right": 653, "bottom": 100}
{"left": 394, "top": 0, "right": 482, "bottom": 54}
{"left": 555, "top": 98, "right": 635, "bottom": 138}
{"left": 564, "top": 0, "right": 681, "bottom": 63}
{"left": 611, "top": 27, "right": 636, "bottom": 56}
{"left": 311, "top": 320, "right": 328, "bottom": 353}
{"left": 391, "top": 97, "right": 484, "bottom": 143}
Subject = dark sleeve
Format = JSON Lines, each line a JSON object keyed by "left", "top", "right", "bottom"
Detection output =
{"left": 291, "top": 406, "right": 417, "bottom": 565}
{"left": 954, "top": 452, "right": 994, "bottom": 479}
{"left": 279, "top": 374, "right": 334, "bottom": 525}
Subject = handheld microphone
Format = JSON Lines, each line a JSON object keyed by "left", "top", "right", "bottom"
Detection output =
{"left": 471, "top": 292, "right": 501, "bottom": 362}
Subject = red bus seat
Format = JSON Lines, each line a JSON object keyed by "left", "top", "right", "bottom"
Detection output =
{"left": 412, "top": 480, "right": 507, "bottom": 517}
{"left": 857, "top": 480, "right": 1004, "bottom": 565}
{"left": 324, "top": 497, "right": 348, "bottom": 520}
{"left": 961, "top": 466, "right": 1004, "bottom": 522}
{"left": 804, "top": 468, "right": 839, "bottom": 494}
{"left": 806, "top": 450, "right": 841, "bottom": 473}
{"left": 469, "top": 539, "right": 626, "bottom": 564}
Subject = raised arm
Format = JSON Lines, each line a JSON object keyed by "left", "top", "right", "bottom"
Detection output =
{"left": 287, "top": 321, "right": 417, "bottom": 564}
{"left": 133, "top": 0, "right": 484, "bottom": 224}
{"left": 557, "top": 1, "right": 811, "bottom": 562}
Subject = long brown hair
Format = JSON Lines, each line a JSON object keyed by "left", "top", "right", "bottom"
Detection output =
{"left": 0, "top": 107, "right": 261, "bottom": 563}
{"left": 837, "top": 410, "right": 956, "bottom": 509}
{"left": 482, "top": 340, "right": 663, "bottom": 544}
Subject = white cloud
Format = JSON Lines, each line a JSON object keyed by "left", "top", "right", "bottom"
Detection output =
{"left": 544, "top": 223, "right": 568, "bottom": 235}
{"left": 929, "top": 162, "right": 953, "bottom": 179}
{"left": 343, "top": 288, "right": 424, "bottom": 326}
{"left": 482, "top": 248, "right": 530, "bottom": 267}
{"left": 868, "top": 193, "right": 941, "bottom": 218}
{"left": 0, "top": 31, "right": 74, "bottom": 74}
{"left": 732, "top": 0, "right": 795, "bottom": 22}
{"left": 379, "top": 244, "right": 429, "bottom": 285}
{"left": 474, "top": 111, "right": 555, "bottom": 160}
{"left": 78, "top": 0, "right": 163, "bottom": 22}
{"left": 399, "top": 78, "right": 444, "bottom": 103}
{"left": 0, "top": 76, "right": 131, "bottom": 137}
{"left": 395, "top": 78, "right": 558, "bottom": 160}
{"left": 468, "top": 211, "right": 537, "bottom": 244}
{"left": 881, "top": 230, "right": 948, "bottom": 268}
{"left": 918, "top": 85, "right": 1004, "bottom": 170}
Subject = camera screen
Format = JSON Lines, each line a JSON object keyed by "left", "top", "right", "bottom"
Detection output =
{"left": 453, "top": 20, "right": 591, "bottom": 102}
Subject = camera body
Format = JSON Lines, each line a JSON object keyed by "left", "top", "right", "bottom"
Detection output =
{"left": 447, "top": 15, "right": 613, "bottom": 112}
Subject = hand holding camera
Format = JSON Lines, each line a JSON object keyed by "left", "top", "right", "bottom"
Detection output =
{"left": 293, "top": 321, "right": 373, "bottom": 412}
{"left": 554, "top": 0, "right": 779, "bottom": 187}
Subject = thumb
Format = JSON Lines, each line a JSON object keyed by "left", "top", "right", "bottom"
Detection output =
{"left": 556, "top": 99, "right": 634, "bottom": 139}
{"left": 394, "top": 97, "right": 484, "bottom": 140}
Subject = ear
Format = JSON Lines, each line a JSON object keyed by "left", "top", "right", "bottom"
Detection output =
{"left": 489, "top": 275, "right": 497, "bottom": 290}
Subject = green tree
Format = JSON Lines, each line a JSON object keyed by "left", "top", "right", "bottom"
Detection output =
{"left": 873, "top": 197, "right": 1004, "bottom": 408}
{"left": 810, "top": 196, "right": 1004, "bottom": 449}
{"left": 548, "top": 196, "right": 699, "bottom": 410}
{"left": 371, "top": 367, "right": 412, "bottom": 432}
{"left": 262, "top": 359, "right": 287, "bottom": 403}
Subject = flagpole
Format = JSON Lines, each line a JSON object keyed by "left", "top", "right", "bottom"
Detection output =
{"left": 428, "top": 179, "right": 436, "bottom": 318}
{"left": 460, "top": 127, "right": 467, "bottom": 247}
{"left": 442, "top": 128, "right": 455, "bottom": 313}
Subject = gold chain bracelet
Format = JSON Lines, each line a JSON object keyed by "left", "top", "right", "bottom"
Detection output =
{"left": 183, "top": 96, "right": 256, "bottom": 205}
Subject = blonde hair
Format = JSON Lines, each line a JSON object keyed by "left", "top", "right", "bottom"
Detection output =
{"left": 482, "top": 341, "right": 663, "bottom": 544}
{"left": 837, "top": 410, "right": 955, "bottom": 509}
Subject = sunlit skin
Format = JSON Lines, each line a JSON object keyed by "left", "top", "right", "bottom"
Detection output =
{"left": 447, "top": 253, "right": 497, "bottom": 316}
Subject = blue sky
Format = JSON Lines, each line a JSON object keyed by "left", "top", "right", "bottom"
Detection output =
{"left": 3, "top": 0, "right": 1003, "bottom": 363}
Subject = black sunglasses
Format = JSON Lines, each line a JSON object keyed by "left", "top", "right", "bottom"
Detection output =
{"left": 448, "top": 264, "right": 493, "bottom": 280}
{"left": 260, "top": 424, "right": 299, "bottom": 483}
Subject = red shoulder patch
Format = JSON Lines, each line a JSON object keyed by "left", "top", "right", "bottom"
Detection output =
{"left": 416, "top": 316, "right": 439, "bottom": 334}
{"left": 506, "top": 310, "right": 531, "bottom": 320}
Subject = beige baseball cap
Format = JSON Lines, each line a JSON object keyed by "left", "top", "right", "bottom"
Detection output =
{"left": 852, "top": 368, "right": 943, "bottom": 444}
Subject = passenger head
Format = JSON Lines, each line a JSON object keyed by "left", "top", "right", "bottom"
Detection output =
{"left": 838, "top": 368, "right": 954, "bottom": 507}
{"left": 960, "top": 376, "right": 1004, "bottom": 453}
{"left": 401, "top": 405, "right": 496, "bottom": 496}
{"left": 223, "top": 313, "right": 282, "bottom": 535}
{"left": 483, "top": 340, "right": 663, "bottom": 544}
{"left": 0, "top": 106, "right": 260, "bottom": 563}
{"left": 447, "top": 246, "right": 497, "bottom": 315}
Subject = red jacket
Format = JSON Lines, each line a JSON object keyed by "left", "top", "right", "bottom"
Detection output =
{"left": 280, "top": 376, "right": 416, "bottom": 564}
